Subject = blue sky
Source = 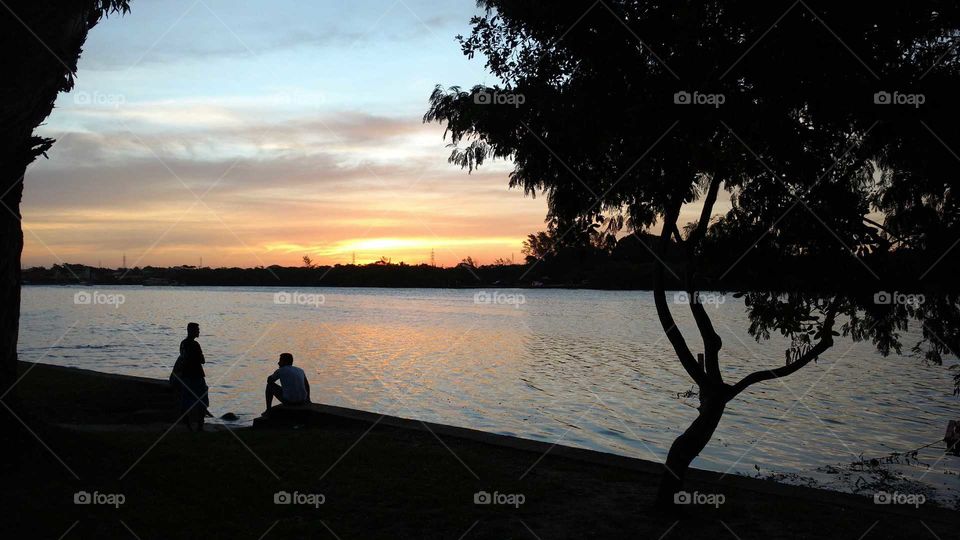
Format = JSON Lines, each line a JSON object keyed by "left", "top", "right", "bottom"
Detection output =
{"left": 25, "top": 0, "right": 546, "bottom": 268}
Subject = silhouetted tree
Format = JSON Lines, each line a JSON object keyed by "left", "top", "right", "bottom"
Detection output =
{"left": 426, "top": 0, "right": 960, "bottom": 507}
{"left": 0, "top": 1, "right": 129, "bottom": 395}
{"left": 521, "top": 231, "right": 554, "bottom": 263}
{"left": 523, "top": 219, "right": 615, "bottom": 264}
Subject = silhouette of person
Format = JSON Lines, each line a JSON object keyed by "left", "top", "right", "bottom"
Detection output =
{"left": 174, "top": 322, "right": 210, "bottom": 431}
{"left": 265, "top": 353, "right": 310, "bottom": 411}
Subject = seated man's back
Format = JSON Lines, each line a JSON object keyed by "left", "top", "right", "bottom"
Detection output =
{"left": 273, "top": 364, "right": 308, "bottom": 403}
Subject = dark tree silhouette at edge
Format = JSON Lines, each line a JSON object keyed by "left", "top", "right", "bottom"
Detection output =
{"left": 0, "top": 1, "right": 129, "bottom": 396}
{"left": 425, "top": 0, "right": 960, "bottom": 508}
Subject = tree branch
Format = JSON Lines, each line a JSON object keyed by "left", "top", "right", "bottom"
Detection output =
{"left": 687, "top": 173, "right": 723, "bottom": 248}
{"left": 729, "top": 298, "right": 841, "bottom": 398}
{"left": 653, "top": 201, "right": 705, "bottom": 386}
{"left": 684, "top": 173, "right": 724, "bottom": 382}
{"left": 862, "top": 216, "right": 905, "bottom": 246}
{"left": 688, "top": 298, "right": 723, "bottom": 383}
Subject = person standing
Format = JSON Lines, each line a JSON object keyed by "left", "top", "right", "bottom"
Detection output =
{"left": 174, "top": 322, "right": 210, "bottom": 431}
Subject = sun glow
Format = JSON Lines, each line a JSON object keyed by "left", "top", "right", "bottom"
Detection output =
{"left": 20, "top": 1, "right": 548, "bottom": 270}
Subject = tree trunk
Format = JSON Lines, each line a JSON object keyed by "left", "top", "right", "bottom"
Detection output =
{"left": 655, "top": 389, "right": 727, "bottom": 508}
{"left": 0, "top": 160, "right": 26, "bottom": 399}
{"left": 0, "top": 2, "right": 97, "bottom": 398}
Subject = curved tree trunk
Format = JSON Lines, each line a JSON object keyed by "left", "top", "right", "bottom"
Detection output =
{"left": 655, "top": 390, "right": 727, "bottom": 508}
{"left": 646, "top": 181, "right": 836, "bottom": 509}
{"left": 650, "top": 192, "right": 733, "bottom": 509}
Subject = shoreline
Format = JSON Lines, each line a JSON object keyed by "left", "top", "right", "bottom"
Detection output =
{"left": 5, "top": 360, "right": 956, "bottom": 538}
{"left": 20, "top": 361, "right": 957, "bottom": 520}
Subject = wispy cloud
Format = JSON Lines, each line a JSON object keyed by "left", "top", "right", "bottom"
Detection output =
{"left": 22, "top": 0, "right": 540, "bottom": 269}
{"left": 25, "top": 109, "right": 544, "bottom": 268}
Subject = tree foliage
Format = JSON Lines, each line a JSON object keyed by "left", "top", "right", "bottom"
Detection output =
{"left": 1, "top": 1, "right": 130, "bottom": 163}
{"left": 425, "top": 1, "right": 960, "bottom": 391}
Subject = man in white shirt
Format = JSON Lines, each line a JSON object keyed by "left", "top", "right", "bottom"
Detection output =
{"left": 265, "top": 353, "right": 310, "bottom": 410}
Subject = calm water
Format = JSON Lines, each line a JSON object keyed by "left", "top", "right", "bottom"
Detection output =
{"left": 18, "top": 285, "right": 960, "bottom": 505}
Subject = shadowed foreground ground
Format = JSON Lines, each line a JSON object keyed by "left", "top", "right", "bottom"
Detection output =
{"left": 1, "top": 362, "right": 954, "bottom": 539}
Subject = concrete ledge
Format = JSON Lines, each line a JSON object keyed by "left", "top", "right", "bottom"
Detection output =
{"left": 17, "top": 362, "right": 178, "bottom": 424}
{"left": 24, "top": 362, "right": 956, "bottom": 520}
{"left": 24, "top": 361, "right": 172, "bottom": 389}
{"left": 253, "top": 403, "right": 955, "bottom": 520}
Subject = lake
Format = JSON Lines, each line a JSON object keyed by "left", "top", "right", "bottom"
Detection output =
{"left": 17, "top": 285, "right": 960, "bottom": 506}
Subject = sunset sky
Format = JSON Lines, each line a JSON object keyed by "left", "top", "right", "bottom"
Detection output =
{"left": 24, "top": 0, "right": 727, "bottom": 269}
{"left": 24, "top": 0, "right": 549, "bottom": 268}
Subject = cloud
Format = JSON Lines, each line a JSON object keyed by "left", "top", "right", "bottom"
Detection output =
{"left": 19, "top": 0, "right": 532, "bottom": 268}
{"left": 22, "top": 108, "right": 546, "bottom": 268}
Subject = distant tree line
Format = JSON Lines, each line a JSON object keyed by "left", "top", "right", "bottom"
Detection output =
{"left": 21, "top": 226, "right": 960, "bottom": 292}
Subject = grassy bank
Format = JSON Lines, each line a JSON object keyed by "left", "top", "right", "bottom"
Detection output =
{"left": 1, "top": 362, "right": 954, "bottom": 539}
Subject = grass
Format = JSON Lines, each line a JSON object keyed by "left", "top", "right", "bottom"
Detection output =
{"left": 1, "top": 362, "right": 954, "bottom": 539}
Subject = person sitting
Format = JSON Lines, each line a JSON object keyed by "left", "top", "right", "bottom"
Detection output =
{"left": 265, "top": 353, "right": 310, "bottom": 411}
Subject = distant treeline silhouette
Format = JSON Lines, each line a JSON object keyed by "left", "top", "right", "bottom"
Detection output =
{"left": 23, "top": 231, "right": 960, "bottom": 293}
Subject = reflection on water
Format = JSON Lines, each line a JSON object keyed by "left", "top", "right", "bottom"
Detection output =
{"left": 18, "top": 286, "right": 960, "bottom": 505}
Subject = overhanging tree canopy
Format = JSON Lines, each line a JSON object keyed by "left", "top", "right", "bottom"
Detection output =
{"left": 425, "top": 0, "right": 960, "bottom": 506}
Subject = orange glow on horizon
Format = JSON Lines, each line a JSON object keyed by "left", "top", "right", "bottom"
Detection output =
{"left": 264, "top": 236, "right": 526, "bottom": 267}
